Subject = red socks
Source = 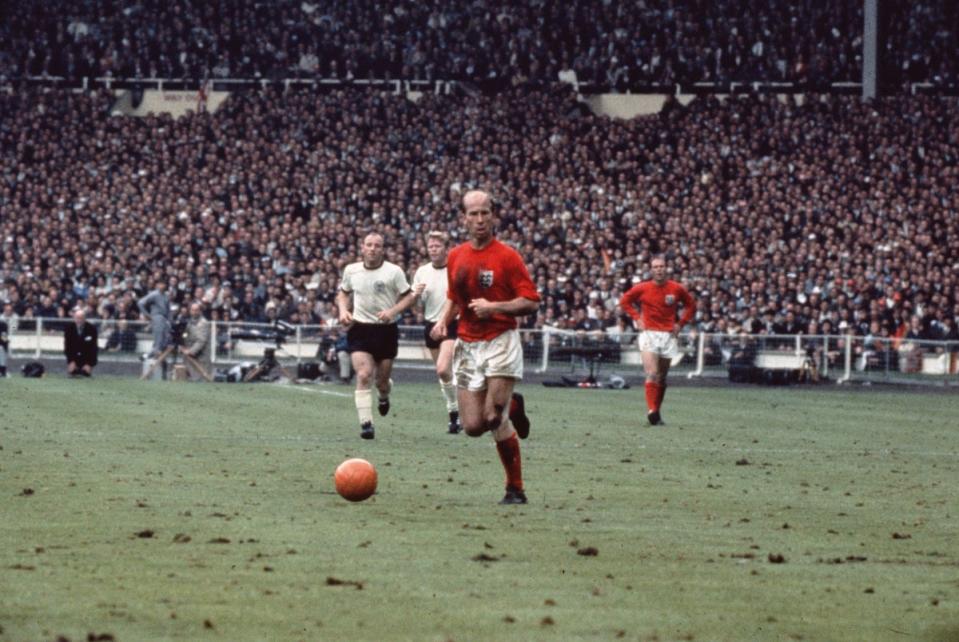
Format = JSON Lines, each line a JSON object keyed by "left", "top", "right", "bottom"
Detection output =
{"left": 645, "top": 381, "right": 660, "bottom": 412}
{"left": 495, "top": 434, "right": 523, "bottom": 491}
{"left": 645, "top": 381, "right": 668, "bottom": 412}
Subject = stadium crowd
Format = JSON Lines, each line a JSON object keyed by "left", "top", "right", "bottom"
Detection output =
{"left": 0, "top": 0, "right": 955, "bottom": 89}
{"left": 1, "top": 84, "right": 958, "bottom": 354}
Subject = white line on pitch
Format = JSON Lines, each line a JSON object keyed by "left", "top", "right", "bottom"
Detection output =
{"left": 287, "top": 385, "right": 351, "bottom": 398}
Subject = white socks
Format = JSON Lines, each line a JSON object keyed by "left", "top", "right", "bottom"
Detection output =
{"left": 355, "top": 388, "right": 373, "bottom": 424}
{"left": 439, "top": 379, "right": 458, "bottom": 412}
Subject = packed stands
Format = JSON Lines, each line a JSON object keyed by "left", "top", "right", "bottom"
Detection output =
{"left": 2, "top": 85, "right": 958, "bottom": 349}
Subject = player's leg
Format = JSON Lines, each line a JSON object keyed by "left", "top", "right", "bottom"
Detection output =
{"left": 435, "top": 339, "right": 460, "bottom": 433}
{"left": 351, "top": 350, "right": 377, "bottom": 439}
{"left": 457, "top": 387, "right": 487, "bottom": 437}
{"left": 452, "top": 338, "right": 484, "bottom": 435}
{"left": 374, "top": 357, "right": 394, "bottom": 417}
{"left": 653, "top": 331, "right": 682, "bottom": 421}
{"left": 655, "top": 356, "right": 672, "bottom": 419}
{"left": 641, "top": 347, "right": 664, "bottom": 425}
{"left": 481, "top": 330, "right": 527, "bottom": 502}
{"left": 485, "top": 376, "right": 526, "bottom": 504}
{"left": 372, "top": 324, "right": 399, "bottom": 417}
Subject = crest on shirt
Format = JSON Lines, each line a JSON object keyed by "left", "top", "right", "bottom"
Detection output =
{"left": 374, "top": 281, "right": 387, "bottom": 295}
{"left": 478, "top": 270, "right": 494, "bottom": 288}
{"left": 665, "top": 294, "right": 675, "bottom": 305}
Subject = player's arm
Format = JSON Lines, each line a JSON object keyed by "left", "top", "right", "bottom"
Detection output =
{"left": 411, "top": 267, "right": 427, "bottom": 300}
{"left": 335, "top": 289, "right": 353, "bottom": 326}
{"left": 430, "top": 299, "right": 460, "bottom": 341}
{"left": 619, "top": 285, "right": 644, "bottom": 330}
{"left": 675, "top": 287, "right": 697, "bottom": 335}
{"left": 377, "top": 289, "right": 416, "bottom": 323}
{"left": 468, "top": 296, "right": 538, "bottom": 319}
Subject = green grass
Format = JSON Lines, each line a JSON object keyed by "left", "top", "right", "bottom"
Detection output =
{"left": 1, "top": 376, "right": 958, "bottom": 642}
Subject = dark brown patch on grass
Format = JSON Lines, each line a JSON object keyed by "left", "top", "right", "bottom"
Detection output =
{"left": 768, "top": 553, "right": 786, "bottom": 563}
{"left": 577, "top": 547, "right": 599, "bottom": 557}
{"left": 326, "top": 576, "right": 364, "bottom": 589}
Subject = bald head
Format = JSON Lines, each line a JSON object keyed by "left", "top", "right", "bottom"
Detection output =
{"left": 73, "top": 308, "right": 86, "bottom": 325}
{"left": 462, "top": 190, "right": 492, "bottom": 212}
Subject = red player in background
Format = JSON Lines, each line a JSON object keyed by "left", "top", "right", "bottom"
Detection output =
{"left": 620, "top": 255, "right": 696, "bottom": 425}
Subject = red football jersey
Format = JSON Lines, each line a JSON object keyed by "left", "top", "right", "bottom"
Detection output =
{"left": 620, "top": 280, "right": 696, "bottom": 332}
{"left": 447, "top": 239, "right": 540, "bottom": 341}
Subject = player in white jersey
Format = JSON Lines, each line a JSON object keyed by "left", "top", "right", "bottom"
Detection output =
{"left": 412, "top": 231, "right": 461, "bottom": 434}
{"left": 336, "top": 232, "right": 417, "bottom": 440}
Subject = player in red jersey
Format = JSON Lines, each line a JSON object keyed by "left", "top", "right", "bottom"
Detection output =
{"left": 619, "top": 255, "right": 696, "bottom": 425}
{"left": 431, "top": 189, "right": 540, "bottom": 504}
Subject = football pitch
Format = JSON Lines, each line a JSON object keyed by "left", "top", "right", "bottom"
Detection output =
{"left": 2, "top": 376, "right": 957, "bottom": 642}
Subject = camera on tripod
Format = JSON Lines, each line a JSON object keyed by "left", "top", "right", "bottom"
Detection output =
{"left": 227, "top": 320, "right": 297, "bottom": 382}
{"left": 229, "top": 319, "right": 296, "bottom": 349}
{"left": 171, "top": 316, "right": 190, "bottom": 348}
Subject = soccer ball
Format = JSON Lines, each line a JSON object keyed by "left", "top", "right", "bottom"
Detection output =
{"left": 334, "top": 458, "right": 378, "bottom": 502}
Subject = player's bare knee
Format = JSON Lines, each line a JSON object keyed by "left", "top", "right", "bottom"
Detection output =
{"left": 484, "top": 410, "right": 504, "bottom": 433}
{"left": 463, "top": 422, "right": 486, "bottom": 437}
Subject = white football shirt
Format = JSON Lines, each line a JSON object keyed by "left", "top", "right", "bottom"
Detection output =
{"left": 412, "top": 262, "right": 449, "bottom": 322}
{"left": 339, "top": 261, "right": 411, "bottom": 324}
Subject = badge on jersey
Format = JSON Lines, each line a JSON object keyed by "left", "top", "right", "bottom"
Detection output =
{"left": 374, "top": 281, "right": 387, "bottom": 294}
{"left": 479, "top": 270, "right": 494, "bottom": 288}
{"left": 665, "top": 294, "right": 675, "bottom": 305}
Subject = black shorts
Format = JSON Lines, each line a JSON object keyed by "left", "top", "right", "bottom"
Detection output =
{"left": 424, "top": 319, "right": 458, "bottom": 350}
{"left": 347, "top": 322, "right": 399, "bottom": 361}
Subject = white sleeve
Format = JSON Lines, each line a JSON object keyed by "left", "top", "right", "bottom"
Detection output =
{"left": 339, "top": 266, "right": 353, "bottom": 293}
{"left": 394, "top": 265, "right": 411, "bottom": 295}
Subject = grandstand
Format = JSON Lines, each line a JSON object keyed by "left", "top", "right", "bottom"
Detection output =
{"left": 1, "top": 0, "right": 957, "bottom": 385}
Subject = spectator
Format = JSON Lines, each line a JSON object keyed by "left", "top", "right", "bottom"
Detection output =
{"left": 0, "top": 86, "right": 957, "bottom": 346}
{"left": 64, "top": 308, "right": 98, "bottom": 377}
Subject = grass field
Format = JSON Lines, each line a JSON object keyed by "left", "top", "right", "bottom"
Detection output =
{"left": 1, "top": 375, "right": 957, "bottom": 642}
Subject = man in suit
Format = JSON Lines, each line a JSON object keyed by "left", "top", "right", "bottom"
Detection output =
{"left": 64, "top": 308, "right": 98, "bottom": 377}
{"left": 0, "top": 312, "right": 9, "bottom": 378}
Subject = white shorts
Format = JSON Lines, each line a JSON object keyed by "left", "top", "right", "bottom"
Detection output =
{"left": 638, "top": 330, "right": 680, "bottom": 359}
{"left": 453, "top": 329, "right": 524, "bottom": 391}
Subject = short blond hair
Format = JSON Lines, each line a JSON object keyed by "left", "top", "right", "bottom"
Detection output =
{"left": 426, "top": 231, "right": 449, "bottom": 244}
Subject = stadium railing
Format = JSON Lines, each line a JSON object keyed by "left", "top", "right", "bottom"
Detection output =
{"left": 22, "top": 74, "right": 955, "bottom": 96}
{"left": 6, "top": 318, "right": 957, "bottom": 386}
